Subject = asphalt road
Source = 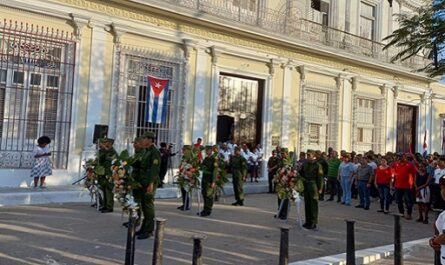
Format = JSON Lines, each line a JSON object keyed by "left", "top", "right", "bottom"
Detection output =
{"left": 0, "top": 193, "right": 434, "bottom": 265}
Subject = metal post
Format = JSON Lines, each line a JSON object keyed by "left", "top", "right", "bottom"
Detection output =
{"left": 279, "top": 226, "right": 290, "bottom": 265}
{"left": 345, "top": 220, "right": 355, "bottom": 265}
{"left": 192, "top": 235, "right": 206, "bottom": 265}
{"left": 124, "top": 208, "right": 137, "bottom": 265}
{"left": 434, "top": 210, "right": 442, "bottom": 265}
{"left": 152, "top": 218, "right": 167, "bottom": 265}
{"left": 394, "top": 214, "right": 403, "bottom": 265}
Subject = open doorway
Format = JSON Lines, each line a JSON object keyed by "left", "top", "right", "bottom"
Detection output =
{"left": 216, "top": 73, "right": 263, "bottom": 146}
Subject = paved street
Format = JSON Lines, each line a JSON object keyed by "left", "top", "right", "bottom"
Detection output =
{"left": 0, "top": 193, "right": 434, "bottom": 265}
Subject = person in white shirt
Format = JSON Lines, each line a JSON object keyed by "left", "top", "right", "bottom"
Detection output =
{"left": 432, "top": 158, "right": 445, "bottom": 209}
{"left": 219, "top": 143, "right": 231, "bottom": 163}
{"left": 429, "top": 177, "right": 445, "bottom": 264}
{"left": 255, "top": 144, "right": 264, "bottom": 179}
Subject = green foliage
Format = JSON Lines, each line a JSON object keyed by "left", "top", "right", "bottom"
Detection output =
{"left": 383, "top": 0, "right": 445, "bottom": 77}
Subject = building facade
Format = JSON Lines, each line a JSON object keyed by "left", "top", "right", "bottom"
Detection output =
{"left": 0, "top": 0, "right": 444, "bottom": 187}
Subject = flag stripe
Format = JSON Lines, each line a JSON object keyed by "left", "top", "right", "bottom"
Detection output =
{"left": 146, "top": 76, "right": 169, "bottom": 124}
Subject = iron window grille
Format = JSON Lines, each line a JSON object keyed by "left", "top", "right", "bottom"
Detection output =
{"left": 0, "top": 20, "right": 75, "bottom": 169}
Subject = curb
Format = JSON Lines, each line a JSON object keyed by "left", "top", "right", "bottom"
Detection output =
{"left": 290, "top": 238, "right": 429, "bottom": 265}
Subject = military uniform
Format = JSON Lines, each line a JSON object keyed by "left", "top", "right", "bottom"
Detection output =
{"left": 129, "top": 137, "right": 145, "bottom": 226}
{"left": 133, "top": 132, "right": 161, "bottom": 240}
{"left": 199, "top": 146, "right": 216, "bottom": 216}
{"left": 230, "top": 148, "right": 247, "bottom": 206}
{"left": 300, "top": 151, "right": 324, "bottom": 229}
{"left": 276, "top": 148, "right": 290, "bottom": 220}
{"left": 97, "top": 139, "right": 118, "bottom": 213}
{"left": 177, "top": 145, "right": 192, "bottom": 211}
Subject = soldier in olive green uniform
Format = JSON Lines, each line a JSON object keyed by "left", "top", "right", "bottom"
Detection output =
{"left": 136, "top": 132, "right": 161, "bottom": 240}
{"left": 97, "top": 138, "right": 118, "bottom": 213}
{"left": 230, "top": 146, "right": 247, "bottom": 206}
{"left": 299, "top": 150, "right": 324, "bottom": 230}
{"left": 199, "top": 146, "right": 216, "bottom": 217}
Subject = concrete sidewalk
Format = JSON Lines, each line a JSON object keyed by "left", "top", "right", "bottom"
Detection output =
{"left": 0, "top": 181, "right": 268, "bottom": 206}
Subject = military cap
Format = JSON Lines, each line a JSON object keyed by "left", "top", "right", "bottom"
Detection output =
{"left": 132, "top": 136, "right": 143, "bottom": 143}
{"left": 183, "top": 144, "right": 191, "bottom": 149}
{"left": 141, "top": 131, "right": 156, "bottom": 139}
{"left": 102, "top": 138, "right": 114, "bottom": 144}
{"left": 205, "top": 145, "right": 213, "bottom": 150}
{"left": 281, "top": 147, "right": 288, "bottom": 153}
{"left": 306, "top": 149, "right": 315, "bottom": 155}
{"left": 234, "top": 146, "right": 241, "bottom": 151}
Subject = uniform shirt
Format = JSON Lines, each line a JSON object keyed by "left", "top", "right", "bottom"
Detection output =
{"left": 435, "top": 210, "right": 445, "bottom": 265}
{"left": 255, "top": 148, "right": 263, "bottom": 162}
{"left": 392, "top": 162, "right": 416, "bottom": 189}
{"left": 434, "top": 168, "right": 445, "bottom": 184}
{"left": 219, "top": 149, "right": 231, "bottom": 162}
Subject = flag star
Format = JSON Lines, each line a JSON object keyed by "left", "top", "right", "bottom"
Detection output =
{"left": 155, "top": 82, "right": 161, "bottom": 88}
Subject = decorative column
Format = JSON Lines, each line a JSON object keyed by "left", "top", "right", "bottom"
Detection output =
{"left": 262, "top": 59, "right": 276, "bottom": 179}
{"left": 392, "top": 85, "right": 399, "bottom": 152}
{"left": 379, "top": 84, "right": 388, "bottom": 154}
{"left": 350, "top": 77, "right": 358, "bottom": 152}
{"left": 207, "top": 46, "right": 220, "bottom": 145}
{"left": 297, "top": 65, "right": 306, "bottom": 153}
{"left": 68, "top": 13, "right": 90, "bottom": 178}
{"left": 339, "top": 75, "right": 354, "bottom": 152}
{"left": 192, "top": 46, "right": 210, "bottom": 143}
{"left": 182, "top": 39, "right": 197, "bottom": 144}
{"left": 281, "top": 61, "right": 293, "bottom": 147}
{"left": 83, "top": 21, "right": 108, "bottom": 150}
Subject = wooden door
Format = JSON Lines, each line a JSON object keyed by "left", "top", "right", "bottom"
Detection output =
{"left": 396, "top": 104, "right": 417, "bottom": 153}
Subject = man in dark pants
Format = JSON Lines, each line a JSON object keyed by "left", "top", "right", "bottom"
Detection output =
{"left": 315, "top": 150, "right": 328, "bottom": 201}
{"left": 158, "top": 142, "right": 176, "bottom": 188}
{"left": 230, "top": 146, "right": 247, "bottom": 206}
{"left": 327, "top": 150, "right": 342, "bottom": 202}
{"left": 300, "top": 150, "right": 324, "bottom": 230}
{"left": 199, "top": 146, "right": 216, "bottom": 217}
{"left": 136, "top": 131, "right": 161, "bottom": 240}
{"left": 97, "top": 138, "right": 118, "bottom": 213}
{"left": 267, "top": 150, "right": 279, "bottom": 193}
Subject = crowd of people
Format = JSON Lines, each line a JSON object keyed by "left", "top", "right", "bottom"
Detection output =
{"left": 267, "top": 147, "right": 445, "bottom": 227}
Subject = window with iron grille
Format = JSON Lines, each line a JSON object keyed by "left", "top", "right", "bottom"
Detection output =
{"left": 119, "top": 52, "right": 183, "bottom": 150}
{"left": 353, "top": 97, "right": 384, "bottom": 154}
{"left": 0, "top": 21, "right": 75, "bottom": 169}
{"left": 233, "top": 0, "right": 257, "bottom": 12}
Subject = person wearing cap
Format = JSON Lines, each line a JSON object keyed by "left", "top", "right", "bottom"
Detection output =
{"left": 429, "top": 177, "right": 445, "bottom": 264}
{"left": 123, "top": 136, "right": 144, "bottom": 228}
{"left": 177, "top": 145, "right": 192, "bottom": 211}
{"left": 300, "top": 149, "right": 324, "bottom": 230}
{"left": 230, "top": 146, "right": 247, "bottom": 206}
{"left": 97, "top": 138, "right": 118, "bottom": 213}
{"left": 199, "top": 145, "right": 216, "bottom": 217}
{"left": 136, "top": 131, "right": 161, "bottom": 239}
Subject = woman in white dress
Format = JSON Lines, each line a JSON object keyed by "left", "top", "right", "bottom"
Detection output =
{"left": 30, "top": 136, "right": 52, "bottom": 188}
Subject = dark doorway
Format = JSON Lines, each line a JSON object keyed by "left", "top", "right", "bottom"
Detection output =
{"left": 396, "top": 104, "right": 417, "bottom": 153}
{"left": 216, "top": 74, "right": 263, "bottom": 146}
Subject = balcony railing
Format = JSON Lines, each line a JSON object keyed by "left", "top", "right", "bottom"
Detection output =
{"left": 160, "top": 0, "right": 430, "bottom": 70}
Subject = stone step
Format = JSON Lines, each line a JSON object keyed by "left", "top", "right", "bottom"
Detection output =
{"left": 0, "top": 181, "right": 269, "bottom": 206}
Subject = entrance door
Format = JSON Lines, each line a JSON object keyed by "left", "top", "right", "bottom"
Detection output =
{"left": 216, "top": 74, "right": 263, "bottom": 145}
{"left": 396, "top": 104, "right": 417, "bottom": 153}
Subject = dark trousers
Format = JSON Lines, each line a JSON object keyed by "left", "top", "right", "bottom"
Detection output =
{"left": 431, "top": 184, "right": 444, "bottom": 210}
{"left": 357, "top": 181, "right": 370, "bottom": 209}
{"left": 159, "top": 166, "right": 167, "bottom": 187}
{"left": 268, "top": 170, "right": 276, "bottom": 193}
{"left": 181, "top": 187, "right": 191, "bottom": 210}
{"left": 395, "top": 188, "right": 414, "bottom": 215}
{"left": 277, "top": 198, "right": 289, "bottom": 219}
{"left": 201, "top": 179, "right": 214, "bottom": 214}
{"left": 377, "top": 184, "right": 391, "bottom": 211}
{"left": 327, "top": 178, "right": 341, "bottom": 201}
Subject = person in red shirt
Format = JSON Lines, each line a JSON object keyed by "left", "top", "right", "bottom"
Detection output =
{"left": 193, "top": 137, "right": 203, "bottom": 163}
{"left": 392, "top": 153, "right": 417, "bottom": 220}
{"left": 374, "top": 157, "right": 393, "bottom": 213}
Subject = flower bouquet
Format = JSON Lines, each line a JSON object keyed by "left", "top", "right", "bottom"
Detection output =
{"left": 273, "top": 165, "right": 302, "bottom": 201}
{"left": 214, "top": 155, "right": 229, "bottom": 195}
{"left": 175, "top": 147, "right": 200, "bottom": 192}
{"left": 111, "top": 150, "right": 141, "bottom": 212}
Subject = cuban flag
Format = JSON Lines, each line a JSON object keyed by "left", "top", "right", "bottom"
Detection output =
{"left": 146, "top": 76, "right": 169, "bottom": 124}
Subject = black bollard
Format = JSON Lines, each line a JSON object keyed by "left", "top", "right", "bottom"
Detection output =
{"left": 279, "top": 226, "right": 290, "bottom": 265}
{"left": 125, "top": 208, "right": 138, "bottom": 265}
{"left": 394, "top": 214, "right": 403, "bottom": 265}
{"left": 345, "top": 220, "right": 356, "bottom": 265}
{"left": 192, "top": 235, "right": 206, "bottom": 265}
{"left": 152, "top": 218, "right": 167, "bottom": 265}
